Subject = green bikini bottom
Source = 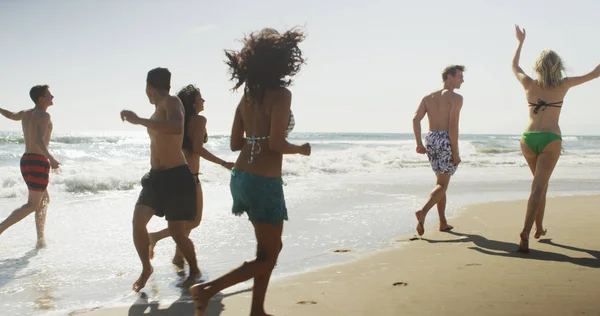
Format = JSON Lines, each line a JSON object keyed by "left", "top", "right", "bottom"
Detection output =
{"left": 522, "top": 132, "right": 562, "bottom": 154}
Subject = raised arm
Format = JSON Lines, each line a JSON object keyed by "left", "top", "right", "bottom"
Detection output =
{"left": 449, "top": 94, "right": 463, "bottom": 165}
{"left": 268, "top": 89, "right": 310, "bottom": 155}
{"left": 412, "top": 98, "right": 427, "bottom": 154}
{"left": 512, "top": 25, "right": 533, "bottom": 89}
{"left": 0, "top": 108, "right": 25, "bottom": 121}
{"left": 564, "top": 64, "right": 600, "bottom": 88}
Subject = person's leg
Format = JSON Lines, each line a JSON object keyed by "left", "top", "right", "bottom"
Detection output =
{"left": 520, "top": 138, "right": 547, "bottom": 239}
{"left": 132, "top": 204, "right": 155, "bottom": 292}
{"left": 415, "top": 173, "right": 451, "bottom": 236}
{"left": 436, "top": 191, "right": 454, "bottom": 231}
{"left": 534, "top": 187, "right": 548, "bottom": 238}
{"left": 0, "top": 190, "right": 45, "bottom": 236}
{"left": 35, "top": 191, "right": 50, "bottom": 248}
{"left": 168, "top": 220, "right": 200, "bottom": 285}
{"left": 249, "top": 221, "right": 284, "bottom": 316}
{"left": 168, "top": 184, "right": 204, "bottom": 266}
{"left": 190, "top": 221, "right": 284, "bottom": 316}
{"left": 519, "top": 140, "right": 561, "bottom": 252}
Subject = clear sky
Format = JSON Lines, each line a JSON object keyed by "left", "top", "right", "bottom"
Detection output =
{"left": 1, "top": 0, "right": 599, "bottom": 135}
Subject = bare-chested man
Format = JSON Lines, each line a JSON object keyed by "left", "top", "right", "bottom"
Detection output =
{"left": 120, "top": 68, "right": 200, "bottom": 292}
{"left": 412, "top": 65, "right": 465, "bottom": 236}
{"left": 0, "top": 85, "right": 60, "bottom": 248}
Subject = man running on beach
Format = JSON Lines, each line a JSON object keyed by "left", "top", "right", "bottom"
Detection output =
{"left": 120, "top": 67, "right": 200, "bottom": 292}
{"left": 0, "top": 85, "right": 60, "bottom": 248}
{"left": 412, "top": 65, "right": 465, "bottom": 236}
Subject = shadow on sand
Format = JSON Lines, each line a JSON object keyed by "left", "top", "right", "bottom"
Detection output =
{"left": 128, "top": 287, "right": 252, "bottom": 316}
{"left": 418, "top": 231, "right": 600, "bottom": 268}
{"left": 0, "top": 248, "right": 39, "bottom": 289}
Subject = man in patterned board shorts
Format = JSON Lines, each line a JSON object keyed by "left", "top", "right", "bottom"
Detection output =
{"left": 0, "top": 85, "right": 60, "bottom": 249}
{"left": 411, "top": 65, "right": 465, "bottom": 236}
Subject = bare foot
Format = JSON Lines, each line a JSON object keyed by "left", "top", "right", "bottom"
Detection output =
{"left": 534, "top": 229, "right": 547, "bottom": 239}
{"left": 415, "top": 210, "right": 425, "bottom": 236}
{"left": 439, "top": 224, "right": 454, "bottom": 232}
{"left": 172, "top": 255, "right": 185, "bottom": 271}
{"left": 517, "top": 231, "right": 529, "bottom": 254}
{"left": 178, "top": 270, "right": 202, "bottom": 288}
{"left": 132, "top": 266, "right": 154, "bottom": 292}
{"left": 190, "top": 284, "right": 211, "bottom": 316}
{"left": 148, "top": 233, "right": 158, "bottom": 260}
{"left": 36, "top": 239, "right": 46, "bottom": 249}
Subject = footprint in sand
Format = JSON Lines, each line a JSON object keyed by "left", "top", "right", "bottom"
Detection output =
{"left": 297, "top": 300, "right": 318, "bottom": 305}
{"left": 332, "top": 249, "right": 351, "bottom": 253}
{"left": 393, "top": 282, "right": 408, "bottom": 287}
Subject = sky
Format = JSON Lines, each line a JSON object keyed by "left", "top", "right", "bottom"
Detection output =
{"left": 1, "top": 0, "right": 599, "bottom": 135}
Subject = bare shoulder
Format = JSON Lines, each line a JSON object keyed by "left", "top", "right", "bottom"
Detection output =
{"left": 32, "top": 110, "right": 50, "bottom": 120}
{"left": 167, "top": 95, "right": 183, "bottom": 108}
{"left": 193, "top": 115, "right": 207, "bottom": 126}
{"left": 267, "top": 88, "right": 292, "bottom": 111}
{"left": 441, "top": 90, "right": 463, "bottom": 103}
{"left": 269, "top": 87, "right": 292, "bottom": 102}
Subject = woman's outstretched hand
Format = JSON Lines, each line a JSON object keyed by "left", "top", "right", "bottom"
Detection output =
{"left": 515, "top": 25, "right": 526, "bottom": 43}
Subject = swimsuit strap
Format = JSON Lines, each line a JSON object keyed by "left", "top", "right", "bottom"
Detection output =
{"left": 244, "top": 136, "right": 270, "bottom": 163}
{"left": 528, "top": 99, "right": 563, "bottom": 114}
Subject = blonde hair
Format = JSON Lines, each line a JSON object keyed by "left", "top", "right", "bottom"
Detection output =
{"left": 533, "top": 50, "right": 565, "bottom": 89}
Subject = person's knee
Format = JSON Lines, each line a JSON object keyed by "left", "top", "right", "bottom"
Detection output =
{"left": 189, "top": 217, "right": 202, "bottom": 230}
{"left": 530, "top": 183, "right": 546, "bottom": 200}
{"left": 42, "top": 194, "right": 50, "bottom": 206}
{"left": 169, "top": 227, "right": 189, "bottom": 244}
{"left": 256, "top": 245, "right": 281, "bottom": 269}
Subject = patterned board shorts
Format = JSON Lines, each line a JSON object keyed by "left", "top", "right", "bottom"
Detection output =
{"left": 425, "top": 131, "right": 458, "bottom": 175}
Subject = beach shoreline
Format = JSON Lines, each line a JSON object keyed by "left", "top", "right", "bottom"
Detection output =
{"left": 74, "top": 194, "right": 600, "bottom": 316}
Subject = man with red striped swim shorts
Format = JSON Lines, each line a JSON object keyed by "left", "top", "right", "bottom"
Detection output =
{"left": 0, "top": 85, "right": 60, "bottom": 248}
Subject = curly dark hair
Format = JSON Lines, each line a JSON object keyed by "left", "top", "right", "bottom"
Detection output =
{"left": 224, "top": 27, "right": 306, "bottom": 103}
{"left": 177, "top": 84, "right": 201, "bottom": 150}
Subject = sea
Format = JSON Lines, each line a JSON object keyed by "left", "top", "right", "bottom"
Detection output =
{"left": 1, "top": 131, "right": 600, "bottom": 315}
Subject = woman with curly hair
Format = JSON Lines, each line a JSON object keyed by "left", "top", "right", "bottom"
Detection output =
{"left": 148, "top": 85, "right": 234, "bottom": 272}
{"left": 190, "top": 27, "right": 311, "bottom": 315}
{"left": 512, "top": 25, "right": 600, "bottom": 253}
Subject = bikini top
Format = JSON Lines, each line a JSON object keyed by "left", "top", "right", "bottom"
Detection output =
{"left": 528, "top": 99, "right": 563, "bottom": 115}
{"left": 245, "top": 111, "right": 295, "bottom": 164}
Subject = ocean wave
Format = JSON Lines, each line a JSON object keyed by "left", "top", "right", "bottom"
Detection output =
{"left": 59, "top": 178, "right": 137, "bottom": 193}
{"left": 476, "top": 148, "right": 521, "bottom": 154}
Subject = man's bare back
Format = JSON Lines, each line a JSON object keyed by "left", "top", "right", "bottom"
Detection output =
{"left": 22, "top": 109, "right": 53, "bottom": 154}
{"left": 146, "top": 96, "right": 187, "bottom": 169}
{"left": 422, "top": 89, "right": 462, "bottom": 132}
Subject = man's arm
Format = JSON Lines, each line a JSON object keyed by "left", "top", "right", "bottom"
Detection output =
{"left": 412, "top": 98, "right": 427, "bottom": 153}
{"left": 0, "top": 108, "right": 25, "bottom": 121}
{"left": 449, "top": 94, "right": 463, "bottom": 163}
{"left": 129, "top": 97, "right": 184, "bottom": 134}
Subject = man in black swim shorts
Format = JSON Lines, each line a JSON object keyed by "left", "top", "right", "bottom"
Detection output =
{"left": 120, "top": 67, "right": 200, "bottom": 292}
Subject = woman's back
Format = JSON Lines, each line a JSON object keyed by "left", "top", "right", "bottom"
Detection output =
{"left": 235, "top": 88, "right": 292, "bottom": 178}
{"left": 523, "top": 80, "right": 568, "bottom": 134}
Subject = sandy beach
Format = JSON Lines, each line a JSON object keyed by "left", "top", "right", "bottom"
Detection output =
{"left": 78, "top": 194, "right": 600, "bottom": 316}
